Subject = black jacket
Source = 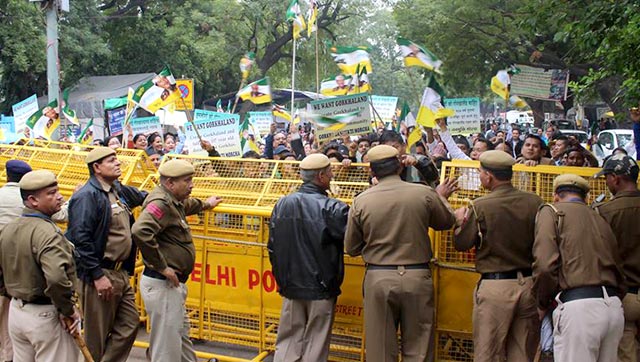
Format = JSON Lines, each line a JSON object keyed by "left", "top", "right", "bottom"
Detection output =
{"left": 268, "top": 183, "right": 349, "bottom": 300}
{"left": 66, "top": 176, "right": 147, "bottom": 282}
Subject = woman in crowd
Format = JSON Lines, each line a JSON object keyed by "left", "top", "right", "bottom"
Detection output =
{"left": 163, "top": 133, "right": 177, "bottom": 154}
{"left": 132, "top": 134, "right": 148, "bottom": 150}
{"left": 104, "top": 136, "right": 121, "bottom": 150}
{"left": 147, "top": 133, "right": 164, "bottom": 155}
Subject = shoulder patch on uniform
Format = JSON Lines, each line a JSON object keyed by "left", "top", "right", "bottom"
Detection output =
{"left": 145, "top": 202, "right": 165, "bottom": 220}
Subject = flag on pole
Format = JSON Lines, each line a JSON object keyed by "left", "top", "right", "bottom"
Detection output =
{"left": 132, "top": 65, "right": 181, "bottom": 113}
{"left": 78, "top": 119, "right": 94, "bottom": 145}
{"left": 330, "top": 45, "right": 372, "bottom": 75}
{"left": 240, "top": 51, "right": 256, "bottom": 80}
{"left": 305, "top": 110, "right": 360, "bottom": 131}
{"left": 216, "top": 99, "right": 224, "bottom": 112}
{"left": 123, "top": 87, "right": 136, "bottom": 127}
{"left": 307, "top": 0, "right": 318, "bottom": 37}
{"left": 61, "top": 89, "right": 80, "bottom": 125}
{"left": 395, "top": 101, "right": 411, "bottom": 132}
{"left": 273, "top": 104, "right": 292, "bottom": 121}
{"left": 237, "top": 77, "right": 272, "bottom": 104}
{"left": 406, "top": 125, "right": 423, "bottom": 153}
{"left": 490, "top": 70, "right": 511, "bottom": 100}
{"left": 26, "top": 99, "right": 60, "bottom": 140}
{"left": 239, "top": 116, "right": 261, "bottom": 154}
{"left": 415, "top": 85, "right": 455, "bottom": 128}
{"left": 509, "top": 95, "right": 527, "bottom": 108}
{"left": 286, "top": 0, "right": 306, "bottom": 40}
{"left": 320, "top": 74, "right": 354, "bottom": 96}
{"left": 356, "top": 65, "right": 372, "bottom": 93}
{"left": 397, "top": 37, "right": 443, "bottom": 74}
{"left": 226, "top": 100, "right": 233, "bottom": 113}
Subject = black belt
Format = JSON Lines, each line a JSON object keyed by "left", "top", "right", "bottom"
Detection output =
{"left": 143, "top": 268, "right": 188, "bottom": 283}
{"left": 629, "top": 286, "right": 639, "bottom": 294}
{"left": 481, "top": 269, "right": 532, "bottom": 280}
{"left": 560, "top": 286, "right": 619, "bottom": 303}
{"left": 13, "top": 296, "right": 52, "bottom": 305}
{"left": 366, "top": 263, "right": 430, "bottom": 270}
{"left": 101, "top": 259, "right": 124, "bottom": 271}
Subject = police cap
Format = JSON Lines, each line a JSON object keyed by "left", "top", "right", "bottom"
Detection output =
{"left": 86, "top": 147, "right": 116, "bottom": 164}
{"left": 300, "top": 154, "right": 330, "bottom": 170}
{"left": 6, "top": 160, "right": 32, "bottom": 177}
{"left": 553, "top": 173, "right": 590, "bottom": 193}
{"left": 158, "top": 159, "right": 195, "bottom": 178}
{"left": 19, "top": 170, "right": 58, "bottom": 191}
{"left": 479, "top": 150, "right": 515, "bottom": 171}
{"left": 367, "top": 145, "right": 398, "bottom": 163}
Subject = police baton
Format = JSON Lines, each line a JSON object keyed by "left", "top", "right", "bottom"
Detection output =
{"left": 64, "top": 318, "right": 95, "bottom": 362}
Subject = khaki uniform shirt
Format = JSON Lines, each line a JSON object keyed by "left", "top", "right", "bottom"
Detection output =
{"left": 132, "top": 185, "right": 208, "bottom": 279}
{"left": 98, "top": 179, "right": 133, "bottom": 262}
{"left": 533, "top": 201, "right": 625, "bottom": 309}
{"left": 454, "top": 184, "right": 543, "bottom": 273}
{"left": 595, "top": 190, "right": 640, "bottom": 287}
{"left": 0, "top": 208, "right": 77, "bottom": 316}
{"left": 344, "top": 175, "right": 456, "bottom": 264}
{"left": 0, "top": 183, "right": 23, "bottom": 232}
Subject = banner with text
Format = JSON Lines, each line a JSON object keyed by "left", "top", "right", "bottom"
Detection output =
{"left": 309, "top": 93, "right": 372, "bottom": 143}
{"left": 185, "top": 110, "right": 242, "bottom": 157}
{"left": 247, "top": 112, "right": 273, "bottom": 135}
{"left": 370, "top": 95, "right": 398, "bottom": 125}
{"left": 129, "top": 116, "right": 163, "bottom": 139}
{"left": 11, "top": 94, "right": 38, "bottom": 136}
{"left": 106, "top": 107, "right": 126, "bottom": 136}
{"left": 510, "top": 64, "right": 569, "bottom": 101}
{"left": 443, "top": 97, "right": 481, "bottom": 135}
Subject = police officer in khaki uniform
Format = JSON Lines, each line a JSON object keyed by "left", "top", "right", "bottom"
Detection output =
{"left": 344, "top": 145, "right": 457, "bottom": 362}
{"left": 132, "top": 159, "right": 222, "bottom": 362}
{"left": 534, "top": 174, "right": 625, "bottom": 362}
{"left": 593, "top": 154, "right": 640, "bottom": 362}
{"left": 453, "top": 150, "right": 543, "bottom": 362}
{"left": 66, "top": 147, "right": 147, "bottom": 362}
{"left": 0, "top": 170, "right": 80, "bottom": 362}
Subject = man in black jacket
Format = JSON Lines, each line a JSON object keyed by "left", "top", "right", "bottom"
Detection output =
{"left": 66, "top": 147, "right": 147, "bottom": 362}
{"left": 268, "top": 153, "right": 349, "bottom": 362}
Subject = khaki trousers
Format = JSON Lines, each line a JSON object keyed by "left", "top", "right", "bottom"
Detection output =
{"left": 8, "top": 299, "right": 80, "bottom": 362}
{"left": 472, "top": 276, "right": 539, "bottom": 362}
{"left": 82, "top": 269, "right": 139, "bottom": 362}
{"left": 553, "top": 288, "right": 624, "bottom": 362}
{"left": 619, "top": 291, "right": 640, "bottom": 362}
{"left": 363, "top": 268, "right": 434, "bottom": 362}
{"left": 273, "top": 297, "right": 336, "bottom": 362}
{"left": 0, "top": 296, "right": 12, "bottom": 361}
{"left": 140, "top": 275, "right": 196, "bottom": 362}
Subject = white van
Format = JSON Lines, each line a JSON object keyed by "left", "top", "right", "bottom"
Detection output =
{"left": 506, "top": 110, "right": 534, "bottom": 125}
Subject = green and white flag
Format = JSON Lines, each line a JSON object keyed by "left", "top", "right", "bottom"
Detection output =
{"left": 78, "top": 118, "right": 94, "bottom": 145}
{"left": 397, "top": 37, "right": 442, "bottom": 74}
{"left": 305, "top": 110, "right": 361, "bottom": 131}
{"left": 132, "top": 66, "right": 181, "bottom": 113}
{"left": 237, "top": 78, "right": 272, "bottom": 104}
{"left": 329, "top": 45, "right": 372, "bottom": 75}
{"left": 62, "top": 89, "right": 80, "bottom": 125}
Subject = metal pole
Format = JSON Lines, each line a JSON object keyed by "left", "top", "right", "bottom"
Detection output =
{"left": 46, "top": 0, "right": 62, "bottom": 140}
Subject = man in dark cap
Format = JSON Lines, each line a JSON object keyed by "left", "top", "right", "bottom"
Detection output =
{"left": 345, "top": 145, "right": 457, "bottom": 361}
{"left": 0, "top": 160, "right": 31, "bottom": 362}
{"left": 0, "top": 170, "right": 80, "bottom": 361}
{"left": 132, "top": 159, "right": 222, "bottom": 362}
{"left": 593, "top": 154, "right": 640, "bottom": 362}
{"left": 454, "top": 150, "right": 544, "bottom": 362}
{"left": 534, "top": 174, "right": 625, "bottom": 361}
{"left": 268, "top": 153, "right": 349, "bottom": 362}
{"left": 66, "top": 147, "right": 148, "bottom": 362}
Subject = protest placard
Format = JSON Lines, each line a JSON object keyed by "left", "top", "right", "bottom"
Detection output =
{"left": 308, "top": 93, "right": 372, "bottom": 143}
{"left": 106, "top": 107, "right": 126, "bottom": 136}
{"left": 247, "top": 112, "right": 273, "bottom": 135}
{"left": 370, "top": 95, "right": 398, "bottom": 125}
{"left": 184, "top": 109, "right": 242, "bottom": 157}
{"left": 129, "top": 116, "right": 163, "bottom": 137}
{"left": 11, "top": 94, "right": 38, "bottom": 136}
{"left": 443, "top": 97, "right": 481, "bottom": 135}
{"left": 510, "top": 65, "right": 569, "bottom": 101}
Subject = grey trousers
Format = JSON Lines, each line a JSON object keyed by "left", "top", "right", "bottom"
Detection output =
{"left": 273, "top": 297, "right": 337, "bottom": 362}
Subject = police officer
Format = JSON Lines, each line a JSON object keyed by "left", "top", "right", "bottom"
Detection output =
{"left": 344, "top": 145, "right": 457, "bottom": 361}
{"left": 0, "top": 170, "right": 80, "bottom": 362}
{"left": 593, "top": 154, "right": 640, "bottom": 362}
{"left": 66, "top": 147, "right": 147, "bottom": 362}
{"left": 132, "top": 159, "right": 222, "bottom": 362}
{"left": 0, "top": 160, "right": 32, "bottom": 362}
{"left": 268, "top": 153, "right": 349, "bottom": 362}
{"left": 533, "top": 174, "right": 625, "bottom": 361}
{"left": 453, "top": 150, "right": 543, "bottom": 362}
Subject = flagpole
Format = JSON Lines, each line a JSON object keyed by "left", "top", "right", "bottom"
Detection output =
{"left": 121, "top": 105, "right": 138, "bottom": 148}
{"left": 315, "top": 30, "right": 320, "bottom": 99}
{"left": 368, "top": 96, "right": 385, "bottom": 130}
{"left": 291, "top": 36, "right": 297, "bottom": 119}
{"left": 231, "top": 79, "right": 246, "bottom": 114}
{"left": 180, "top": 97, "right": 204, "bottom": 144}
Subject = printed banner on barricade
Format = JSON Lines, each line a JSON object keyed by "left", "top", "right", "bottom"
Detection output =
{"left": 11, "top": 94, "right": 38, "bottom": 137}
{"left": 370, "top": 95, "right": 398, "bottom": 126}
{"left": 247, "top": 112, "right": 273, "bottom": 135}
{"left": 184, "top": 110, "right": 242, "bottom": 157}
{"left": 106, "top": 107, "right": 126, "bottom": 136}
{"left": 186, "top": 249, "right": 366, "bottom": 324}
{"left": 309, "top": 93, "right": 372, "bottom": 143}
{"left": 128, "top": 116, "right": 163, "bottom": 139}
{"left": 510, "top": 64, "right": 570, "bottom": 101}
{"left": 443, "top": 97, "right": 481, "bottom": 135}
